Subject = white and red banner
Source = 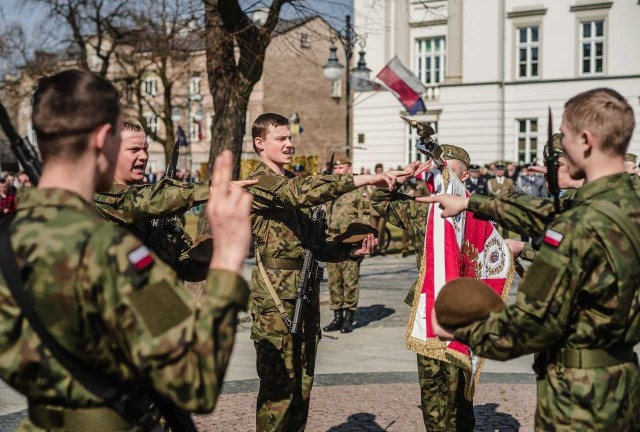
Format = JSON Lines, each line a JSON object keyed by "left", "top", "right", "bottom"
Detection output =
{"left": 376, "top": 56, "right": 427, "bottom": 115}
{"left": 405, "top": 166, "right": 514, "bottom": 399}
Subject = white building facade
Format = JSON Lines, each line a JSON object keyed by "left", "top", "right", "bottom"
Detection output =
{"left": 352, "top": 0, "right": 640, "bottom": 171}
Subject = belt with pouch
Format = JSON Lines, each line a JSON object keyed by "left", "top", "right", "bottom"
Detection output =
{"left": 546, "top": 346, "right": 637, "bottom": 368}
{"left": 29, "top": 401, "right": 133, "bottom": 431}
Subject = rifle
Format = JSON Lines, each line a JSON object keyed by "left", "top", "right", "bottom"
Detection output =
{"left": 290, "top": 205, "right": 327, "bottom": 336}
{"left": 0, "top": 101, "right": 42, "bottom": 185}
{"left": 533, "top": 107, "right": 561, "bottom": 250}
{"left": 150, "top": 125, "right": 185, "bottom": 229}
{"left": 546, "top": 107, "right": 561, "bottom": 214}
{"left": 289, "top": 153, "right": 336, "bottom": 335}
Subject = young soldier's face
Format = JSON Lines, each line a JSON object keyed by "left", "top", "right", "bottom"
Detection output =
{"left": 257, "top": 125, "right": 293, "bottom": 166}
{"left": 332, "top": 163, "right": 352, "bottom": 174}
{"left": 114, "top": 129, "right": 149, "bottom": 185}
{"left": 448, "top": 160, "right": 469, "bottom": 182}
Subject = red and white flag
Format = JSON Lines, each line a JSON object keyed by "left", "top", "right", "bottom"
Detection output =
{"left": 377, "top": 56, "right": 427, "bottom": 115}
{"left": 405, "top": 167, "right": 514, "bottom": 399}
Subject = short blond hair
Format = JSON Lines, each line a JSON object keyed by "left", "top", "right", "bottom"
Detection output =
{"left": 563, "top": 88, "right": 635, "bottom": 156}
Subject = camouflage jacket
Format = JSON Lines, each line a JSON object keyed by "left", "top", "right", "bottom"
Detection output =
{"left": 94, "top": 179, "right": 209, "bottom": 281}
{"left": 469, "top": 188, "right": 578, "bottom": 262}
{"left": 246, "top": 162, "right": 356, "bottom": 300}
{"left": 370, "top": 188, "right": 430, "bottom": 305}
{"left": 0, "top": 188, "right": 248, "bottom": 430}
{"left": 455, "top": 173, "right": 640, "bottom": 430}
{"left": 326, "top": 187, "right": 371, "bottom": 237}
{"left": 469, "top": 188, "right": 579, "bottom": 237}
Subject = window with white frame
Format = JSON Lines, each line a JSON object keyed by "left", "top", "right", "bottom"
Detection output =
{"left": 142, "top": 76, "right": 158, "bottom": 96}
{"left": 145, "top": 113, "right": 159, "bottom": 134}
{"left": 300, "top": 33, "right": 310, "bottom": 49}
{"left": 190, "top": 75, "right": 201, "bottom": 96}
{"left": 331, "top": 79, "right": 342, "bottom": 98}
{"left": 407, "top": 121, "right": 438, "bottom": 164}
{"left": 190, "top": 115, "right": 202, "bottom": 142}
{"left": 516, "top": 118, "right": 538, "bottom": 164}
{"left": 517, "top": 26, "right": 539, "bottom": 79}
{"left": 415, "top": 37, "right": 446, "bottom": 85}
{"left": 580, "top": 20, "right": 604, "bottom": 75}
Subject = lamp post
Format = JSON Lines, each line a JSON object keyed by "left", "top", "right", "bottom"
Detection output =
{"left": 322, "top": 15, "right": 369, "bottom": 159}
{"left": 170, "top": 92, "right": 204, "bottom": 175}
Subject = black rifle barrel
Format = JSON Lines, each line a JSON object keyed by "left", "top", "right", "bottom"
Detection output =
{"left": 0, "top": 102, "right": 42, "bottom": 185}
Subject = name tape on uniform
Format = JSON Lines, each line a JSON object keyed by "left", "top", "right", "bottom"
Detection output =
{"left": 543, "top": 229, "right": 564, "bottom": 248}
{"left": 128, "top": 245, "right": 154, "bottom": 271}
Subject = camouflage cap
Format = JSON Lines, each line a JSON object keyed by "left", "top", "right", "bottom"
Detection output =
{"left": 625, "top": 153, "right": 637, "bottom": 163}
{"left": 543, "top": 133, "right": 564, "bottom": 160}
{"left": 334, "top": 153, "right": 351, "bottom": 166}
{"left": 434, "top": 277, "right": 506, "bottom": 329}
{"left": 440, "top": 145, "right": 470, "bottom": 167}
{"left": 333, "top": 222, "right": 378, "bottom": 244}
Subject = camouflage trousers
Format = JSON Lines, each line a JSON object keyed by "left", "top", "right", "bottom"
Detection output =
{"left": 251, "top": 295, "right": 320, "bottom": 432}
{"left": 534, "top": 358, "right": 640, "bottom": 431}
{"left": 371, "top": 215, "right": 388, "bottom": 252}
{"left": 326, "top": 260, "right": 360, "bottom": 311}
{"left": 417, "top": 355, "right": 474, "bottom": 432}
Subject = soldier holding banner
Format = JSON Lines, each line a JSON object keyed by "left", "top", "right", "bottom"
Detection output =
{"left": 426, "top": 88, "right": 640, "bottom": 432}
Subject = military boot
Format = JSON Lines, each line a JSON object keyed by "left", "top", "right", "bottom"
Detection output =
{"left": 341, "top": 309, "right": 354, "bottom": 333}
{"left": 323, "top": 309, "right": 344, "bottom": 332}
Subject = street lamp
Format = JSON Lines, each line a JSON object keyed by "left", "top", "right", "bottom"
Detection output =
{"left": 322, "top": 15, "right": 369, "bottom": 159}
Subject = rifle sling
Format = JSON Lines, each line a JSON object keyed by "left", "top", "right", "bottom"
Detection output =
{"left": 0, "top": 215, "right": 191, "bottom": 432}
{"left": 255, "top": 248, "right": 293, "bottom": 331}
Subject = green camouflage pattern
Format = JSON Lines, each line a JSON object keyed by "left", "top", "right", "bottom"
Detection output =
{"left": 326, "top": 188, "right": 370, "bottom": 311}
{"left": 1, "top": 188, "right": 249, "bottom": 431}
{"left": 246, "top": 162, "right": 357, "bottom": 431}
{"left": 251, "top": 296, "right": 318, "bottom": 432}
{"left": 455, "top": 173, "right": 640, "bottom": 431}
{"left": 371, "top": 187, "right": 475, "bottom": 431}
{"left": 417, "top": 355, "right": 474, "bottom": 432}
{"left": 370, "top": 188, "right": 429, "bottom": 305}
{"left": 468, "top": 188, "right": 577, "bottom": 239}
{"left": 94, "top": 179, "right": 210, "bottom": 281}
{"left": 326, "top": 260, "right": 361, "bottom": 311}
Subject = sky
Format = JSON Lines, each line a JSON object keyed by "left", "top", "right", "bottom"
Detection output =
{"left": 2, "top": 0, "right": 354, "bottom": 33}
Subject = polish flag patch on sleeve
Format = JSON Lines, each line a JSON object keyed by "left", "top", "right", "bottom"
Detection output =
{"left": 543, "top": 229, "right": 564, "bottom": 247}
{"left": 128, "top": 245, "right": 154, "bottom": 271}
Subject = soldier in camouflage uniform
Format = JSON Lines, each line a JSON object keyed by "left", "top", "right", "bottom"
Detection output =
{"left": 371, "top": 145, "right": 475, "bottom": 432}
{"left": 427, "top": 88, "right": 640, "bottom": 431}
{"left": 323, "top": 154, "right": 372, "bottom": 334}
{"left": 0, "top": 70, "right": 252, "bottom": 431}
{"left": 246, "top": 113, "right": 416, "bottom": 432}
{"left": 94, "top": 122, "right": 210, "bottom": 281}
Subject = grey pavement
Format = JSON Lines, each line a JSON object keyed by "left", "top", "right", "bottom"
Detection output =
{"left": 2, "top": 254, "right": 638, "bottom": 431}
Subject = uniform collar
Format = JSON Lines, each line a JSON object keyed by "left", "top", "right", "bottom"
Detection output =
{"left": 18, "top": 188, "right": 95, "bottom": 214}
{"left": 254, "top": 161, "right": 295, "bottom": 178}
{"left": 574, "top": 172, "right": 632, "bottom": 203}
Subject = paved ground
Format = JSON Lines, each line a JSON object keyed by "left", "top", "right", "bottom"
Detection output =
{"left": 2, "top": 253, "right": 637, "bottom": 431}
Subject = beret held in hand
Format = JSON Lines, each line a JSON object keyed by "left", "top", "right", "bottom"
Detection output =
{"left": 434, "top": 277, "right": 506, "bottom": 329}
